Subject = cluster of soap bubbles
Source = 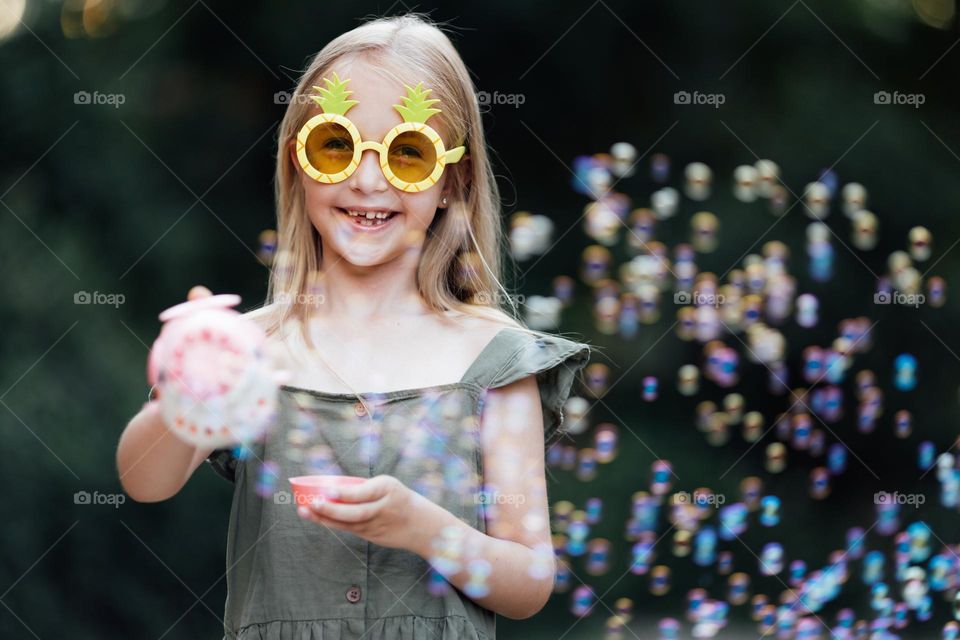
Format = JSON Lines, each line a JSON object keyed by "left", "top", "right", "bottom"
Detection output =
{"left": 246, "top": 138, "right": 959, "bottom": 637}
{"left": 538, "top": 142, "right": 958, "bottom": 638}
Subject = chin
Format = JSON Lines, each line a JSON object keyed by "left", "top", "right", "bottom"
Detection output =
{"left": 330, "top": 241, "right": 400, "bottom": 268}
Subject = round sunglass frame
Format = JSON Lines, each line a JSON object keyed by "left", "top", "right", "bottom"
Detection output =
{"left": 295, "top": 113, "right": 466, "bottom": 193}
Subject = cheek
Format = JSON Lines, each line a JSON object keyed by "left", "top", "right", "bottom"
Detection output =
{"left": 404, "top": 199, "right": 438, "bottom": 229}
{"left": 302, "top": 178, "right": 335, "bottom": 206}
{"left": 400, "top": 192, "right": 442, "bottom": 228}
{"left": 301, "top": 181, "right": 339, "bottom": 222}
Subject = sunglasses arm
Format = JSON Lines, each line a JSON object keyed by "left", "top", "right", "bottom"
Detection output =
{"left": 443, "top": 146, "right": 466, "bottom": 165}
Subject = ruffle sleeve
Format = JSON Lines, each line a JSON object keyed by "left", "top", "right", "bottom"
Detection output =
{"left": 480, "top": 329, "right": 591, "bottom": 447}
{"left": 206, "top": 448, "right": 239, "bottom": 483}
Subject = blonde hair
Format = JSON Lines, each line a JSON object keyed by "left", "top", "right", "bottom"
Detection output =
{"left": 260, "top": 13, "right": 525, "bottom": 349}
{"left": 248, "top": 13, "right": 595, "bottom": 406}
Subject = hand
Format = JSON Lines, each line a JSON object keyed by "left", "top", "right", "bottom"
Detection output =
{"left": 297, "top": 475, "right": 430, "bottom": 552}
{"left": 147, "top": 285, "right": 213, "bottom": 401}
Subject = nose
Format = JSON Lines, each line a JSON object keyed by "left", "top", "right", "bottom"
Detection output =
{"left": 348, "top": 148, "right": 389, "bottom": 194}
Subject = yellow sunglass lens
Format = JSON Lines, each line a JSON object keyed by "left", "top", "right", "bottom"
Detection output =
{"left": 305, "top": 122, "right": 355, "bottom": 174}
{"left": 387, "top": 131, "right": 437, "bottom": 183}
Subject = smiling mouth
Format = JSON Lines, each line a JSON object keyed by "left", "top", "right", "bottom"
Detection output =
{"left": 336, "top": 207, "right": 401, "bottom": 229}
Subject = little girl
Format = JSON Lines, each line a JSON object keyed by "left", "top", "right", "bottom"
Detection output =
{"left": 117, "top": 13, "right": 590, "bottom": 640}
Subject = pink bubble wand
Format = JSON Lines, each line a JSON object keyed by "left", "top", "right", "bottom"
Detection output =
{"left": 147, "top": 294, "right": 289, "bottom": 448}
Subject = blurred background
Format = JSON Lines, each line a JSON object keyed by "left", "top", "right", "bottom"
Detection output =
{"left": 1, "top": 0, "right": 959, "bottom": 638}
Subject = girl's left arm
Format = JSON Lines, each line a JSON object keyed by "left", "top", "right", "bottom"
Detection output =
{"left": 298, "top": 374, "right": 556, "bottom": 620}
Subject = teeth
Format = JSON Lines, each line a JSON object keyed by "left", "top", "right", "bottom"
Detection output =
{"left": 342, "top": 209, "right": 396, "bottom": 227}
{"left": 344, "top": 209, "right": 393, "bottom": 219}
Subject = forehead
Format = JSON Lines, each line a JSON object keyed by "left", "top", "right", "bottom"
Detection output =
{"left": 331, "top": 58, "right": 405, "bottom": 108}
{"left": 317, "top": 59, "right": 404, "bottom": 136}
{"left": 310, "top": 57, "right": 452, "bottom": 142}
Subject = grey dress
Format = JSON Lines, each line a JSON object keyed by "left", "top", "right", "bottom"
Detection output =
{"left": 205, "top": 327, "right": 591, "bottom": 640}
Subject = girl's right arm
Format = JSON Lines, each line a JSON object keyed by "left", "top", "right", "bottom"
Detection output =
{"left": 116, "top": 398, "right": 216, "bottom": 502}
{"left": 117, "top": 285, "right": 278, "bottom": 501}
{"left": 117, "top": 284, "right": 218, "bottom": 503}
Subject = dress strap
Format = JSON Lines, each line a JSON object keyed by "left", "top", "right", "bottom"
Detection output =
{"left": 459, "top": 327, "right": 520, "bottom": 388}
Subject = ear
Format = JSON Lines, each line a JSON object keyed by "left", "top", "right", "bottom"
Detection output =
{"left": 445, "top": 156, "right": 471, "bottom": 204}
{"left": 288, "top": 139, "right": 300, "bottom": 175}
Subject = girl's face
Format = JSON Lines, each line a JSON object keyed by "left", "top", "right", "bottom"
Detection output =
{"left": 290, "top": 58, "right": 453, "bottom": 269}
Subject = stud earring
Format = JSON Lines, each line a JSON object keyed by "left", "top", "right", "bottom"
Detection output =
{"left": 441, "top": 197, "right": 448, "bottom": 206}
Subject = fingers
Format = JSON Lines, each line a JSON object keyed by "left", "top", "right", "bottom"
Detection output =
{"left": 334, "top": 475, "right": 393, "bottom": 504}
{"left": 297, "top": 505, "right": 339, "bottom": 528}
{"left": 302, "top": 495, "right": 386, "bottom": 524}
{"left": 295, "top": 475, "right": 398, "bottom": 532}
{"left": 187, "top": 285, "right": 212, "bottom": 301}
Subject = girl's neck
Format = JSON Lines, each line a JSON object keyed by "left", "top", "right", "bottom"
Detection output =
{"left": 314, "top": 250, "right": 427, "bottom": 323}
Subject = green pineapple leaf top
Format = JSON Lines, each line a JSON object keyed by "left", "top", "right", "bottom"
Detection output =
{"left": 393, "top": 82, "right": 441, "bottom": 124}
{"left": 310, "top": 72, "right": 358, "bottom": 116}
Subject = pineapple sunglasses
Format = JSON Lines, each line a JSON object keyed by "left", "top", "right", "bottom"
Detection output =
{"left": 295, "top": 73, "right": 466, "bottom": 193}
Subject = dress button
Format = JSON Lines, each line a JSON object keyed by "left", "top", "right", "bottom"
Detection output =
{"left": 353, "top": 401, "right": 367, "bottom": 417}
{"left": 345, "top": 585, "right": 362, "bottom": 603}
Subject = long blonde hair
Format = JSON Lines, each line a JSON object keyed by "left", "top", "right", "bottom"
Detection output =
{"left": 260, "top": 13, "right": 524, "bottom": 349}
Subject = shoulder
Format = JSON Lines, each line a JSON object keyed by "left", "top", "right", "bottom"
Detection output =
{"left": 240, "top": 303, "right": 296, "bottom": 358}
{"left": 476, "top": 307, "right": 525, "bottom": 329}
{"left": 443, "top": 306, "right": 524, "bottom": 334}
{"left": 241, "top": 302, "right": 284, "bottom": 333}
